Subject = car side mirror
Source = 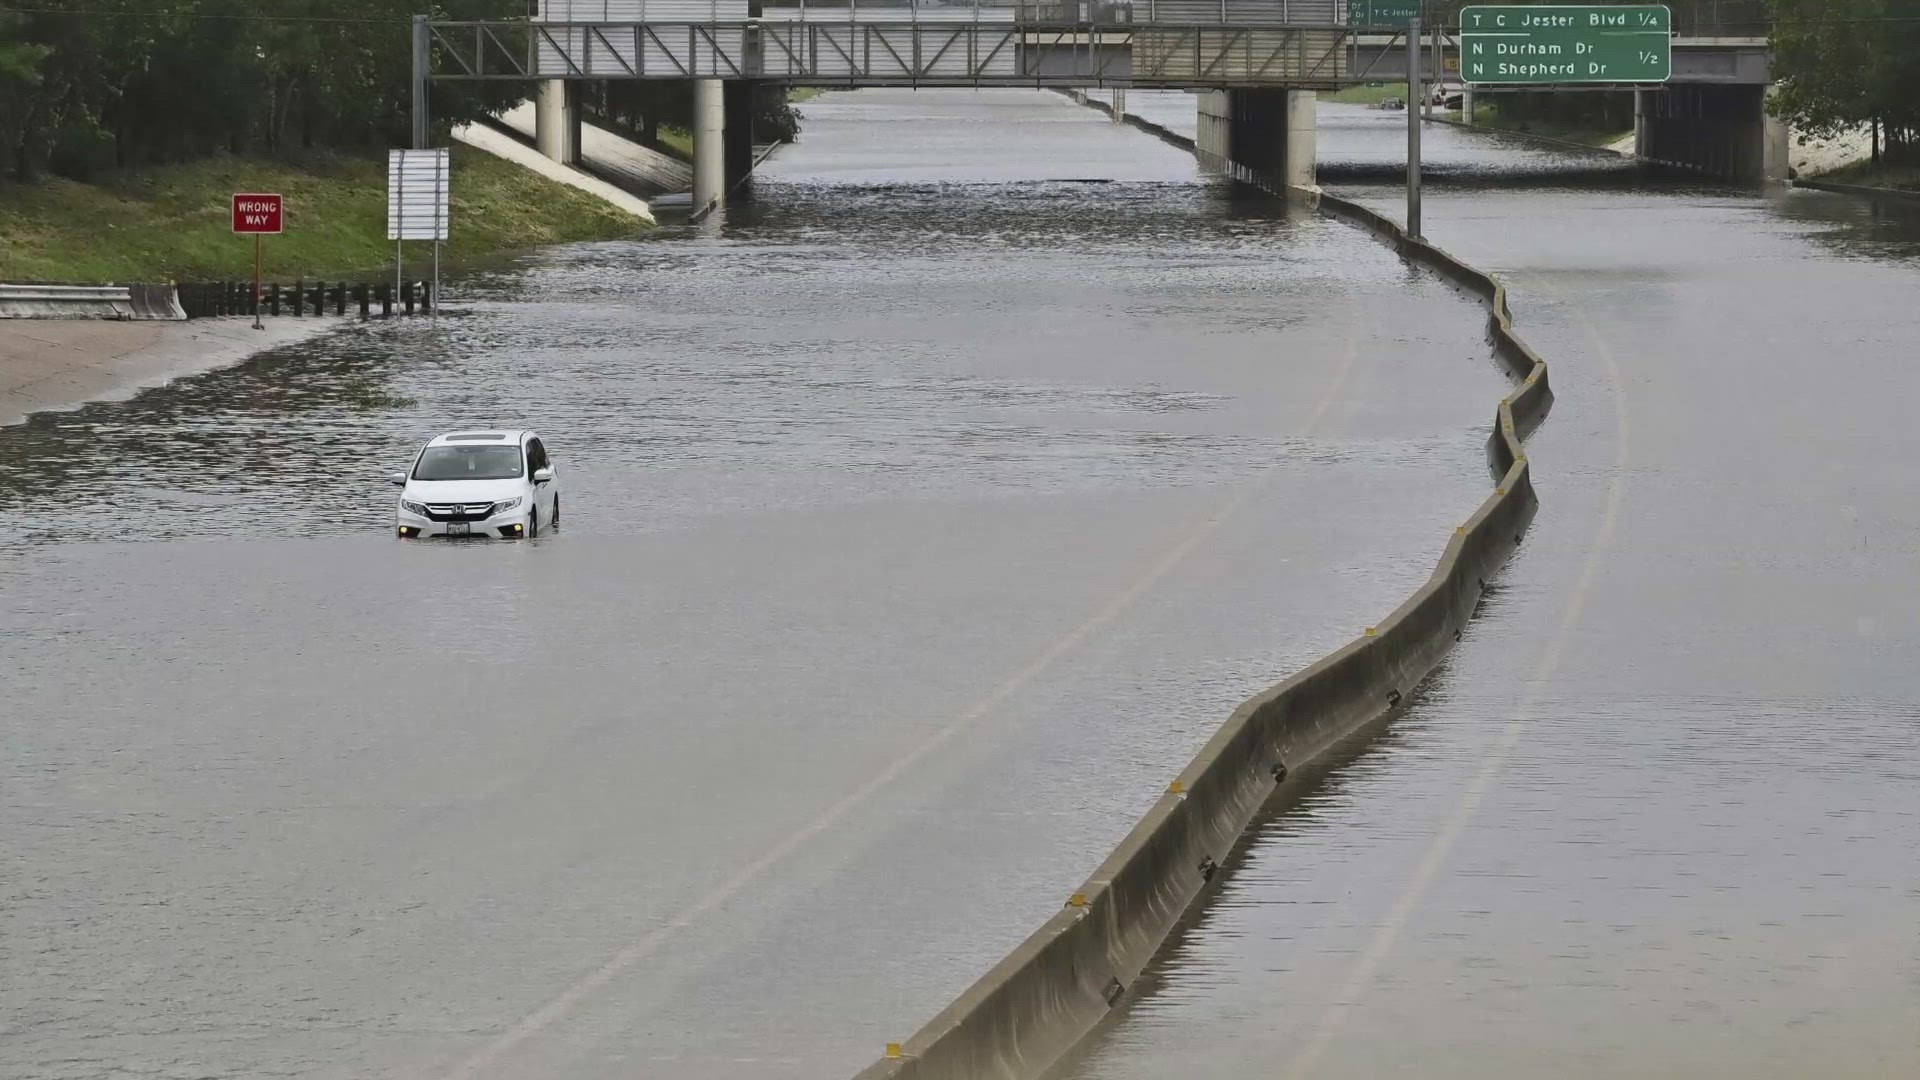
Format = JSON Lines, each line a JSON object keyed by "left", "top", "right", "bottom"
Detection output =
{"left": 532, "top": 468, "right": 554, "bottom": 484}
{"left": 389, "top": 472, "right": 407, "bottom": 487}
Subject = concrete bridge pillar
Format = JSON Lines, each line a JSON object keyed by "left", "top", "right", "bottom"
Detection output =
{"left": 1112, "top": 87, "right": 1127, "bottom": 122}
{"left": 692, "top": 78, "right": 725, "bottom": 216}
{"left": 1762, "top": 84, "right": 1791, "bottom": 184}
{"left": 724, "top": 80, "right": 756, "bottom": 195}
{"left": 1194, "top": 88, "right": 1317, "bottom": 196}
{"left": 1634, "top": 88, "right": 1650, "bottom": 159}
{"left": 534, "top": 79, "right": 578, "bottom": 165}
{"left": 1284, "top": 90, "right": 1318, "bottom": 193}
{"left": 1462, "top": 85, "right": 1476, "bottom": 125}
{"left": 1635, "top": 83, "right": 1780, "bottom": 186}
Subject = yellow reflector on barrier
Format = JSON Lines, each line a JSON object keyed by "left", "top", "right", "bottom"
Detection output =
{"left": 886, "top": 1043, "right": 903, "bottom": 1059}
{"left": 1068, "top": 893, "right": 1089, "bottom": 908}
{"left": 1365, "top": 627, "right": 1378, "bottom": 637}
{"left": 1168, "top": 780, "right": 1184, "bottom": 794}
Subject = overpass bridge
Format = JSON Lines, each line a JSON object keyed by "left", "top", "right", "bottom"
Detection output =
{"left": 423, "top": 1, "right": 1784, "bottom": 210}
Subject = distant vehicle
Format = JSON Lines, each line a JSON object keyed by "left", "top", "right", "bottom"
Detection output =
{"left": 391, "top": 430, "right": 558, "bottom": 539}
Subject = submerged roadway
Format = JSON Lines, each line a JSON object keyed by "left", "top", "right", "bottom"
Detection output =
{"left": 3, "top": 89, "right": 1508, "bottom": 1078}
{"left": 1062, "top": 104, "right": 1920, "bottom": 1078}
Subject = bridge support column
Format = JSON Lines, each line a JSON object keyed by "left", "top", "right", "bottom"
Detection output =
{"left": 692, "top": 77, "right": 725, "bottom": 216}
{"left": 1111, "top": 88, "right": 1126, "bottom": 122}
{"left": 535, "top": 80, "right": 577, "bottom": 165}
{"left": 1762, "top": 83, "right": 1791, "bottom": 184}
{"left": 1461, "top": 85, "right": 1475, "bottom": 125}
{"left": 1194, "top": 88, "right": 1316, "bottom": 197}
{"left": 1637, "top": 84, "right": 1776, "bottom": 185}
{"left": 724, "top": 80, "right": 756, "bottom": 196}
{"left": 1634, "top": 88, "right": 1650, "bottom": 158}
{"left": 1284, "top": 90, "right": 1317, "bottom": 193}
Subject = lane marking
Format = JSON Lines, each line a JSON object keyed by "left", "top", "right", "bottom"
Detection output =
{"left": 1283, "top": 273, "right": 1632, "bottom": 1080}
{"left": 442, "top": 280, "right": 1367, "bottom": 1079}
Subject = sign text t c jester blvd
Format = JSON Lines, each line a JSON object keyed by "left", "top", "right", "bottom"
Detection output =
{"left": 1461, "top": 5, "right": 1672, "bottom": 85}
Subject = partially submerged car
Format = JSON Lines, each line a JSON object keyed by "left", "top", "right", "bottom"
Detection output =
{"left": 392, "top": 430, "right": 558, "bottom": 539}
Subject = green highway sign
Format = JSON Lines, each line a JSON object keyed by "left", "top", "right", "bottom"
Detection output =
{"left": 1460, "top": 5, "right": 1672, "bottom": 84}
{"left": 1348, "top": 0, "right": 1424, "bottom": 27}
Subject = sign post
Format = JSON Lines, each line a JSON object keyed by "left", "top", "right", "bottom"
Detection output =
{"left": 231, "top": 193, "right": 283, "bottom": 330}
{"left": 387, "top": 149, "right": 450, "bottom": 322}
{"left": 1460, "top": 5, "right": 1672, "bottom": 85}
{"left": 1407, "top": 14, "right": 1422, "bottom": 240}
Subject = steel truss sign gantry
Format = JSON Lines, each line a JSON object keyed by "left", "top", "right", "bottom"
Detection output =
{"left": 424, "top": 19, "right": 1428, "bottom": 87}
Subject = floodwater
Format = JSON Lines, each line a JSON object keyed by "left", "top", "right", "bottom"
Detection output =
{"left": 0, "top": 90, "right": 1510, "bottom": 1078}
{"left": 1060, "top": 104, "right": 1920, "bottom": 1079}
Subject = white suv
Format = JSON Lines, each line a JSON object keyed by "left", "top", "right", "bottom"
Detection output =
{"left": 392, "top": 430, "right": 559, "bottom": 539}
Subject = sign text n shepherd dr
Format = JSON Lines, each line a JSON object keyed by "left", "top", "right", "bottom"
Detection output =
{"left": 1460, "top": 5, "right": 1672, "bottom": 85}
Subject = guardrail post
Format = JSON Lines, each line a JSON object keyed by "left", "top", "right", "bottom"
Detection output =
{"left": 356, "top": 284, "right": 370, "bottom": 319}
{"left": 403, "top": 280, "right": 416, "bottom": 315}
{"left": 292, "top": 278, "right": 305, "bottom": 316}
{"left": 380, "top": 283, "right": 393, "bottom": 317}
{"left": 335, "top": 282, "right": 347, "bottom": 317}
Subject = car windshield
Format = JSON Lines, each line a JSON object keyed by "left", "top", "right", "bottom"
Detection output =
{"left": 413, "top": 444, "right": 524, "bottom": 481}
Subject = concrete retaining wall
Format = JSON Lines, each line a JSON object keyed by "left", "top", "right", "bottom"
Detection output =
{"left": 850, "top": 112, "right": 1554, "bottom": 1080}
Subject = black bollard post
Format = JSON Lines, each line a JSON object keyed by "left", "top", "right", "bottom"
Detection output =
{"left": 380, "top": 283, "right": 392, "bottom": 317}
{"left": 402, "top": 281, "right": 414, "bottom": 316}
{"left": 356, "top": 284, "right": 369, "bottom": 319}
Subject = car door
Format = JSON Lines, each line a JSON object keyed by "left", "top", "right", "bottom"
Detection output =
{"left": 526, "top": 435, "right": 555, "bottom": 519}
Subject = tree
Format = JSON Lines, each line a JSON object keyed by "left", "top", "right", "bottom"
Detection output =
{"left": 1769, "top": 0, "right": 1920, "bottom": 162}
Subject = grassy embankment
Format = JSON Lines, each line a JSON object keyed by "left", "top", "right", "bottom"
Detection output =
{"left": 1811, "top": 158, "right": 1920, "bottom": 192}
{"left": 0, "top": 144, "right": 650, "bottom": 284}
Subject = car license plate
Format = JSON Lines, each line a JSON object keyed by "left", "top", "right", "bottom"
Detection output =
{"left": 447, "top": 522, "right": 470, "bottom": 536}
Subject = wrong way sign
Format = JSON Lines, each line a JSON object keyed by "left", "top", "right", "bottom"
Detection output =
{"left": 232, "top": 193, "right": 283, "bottom": 234}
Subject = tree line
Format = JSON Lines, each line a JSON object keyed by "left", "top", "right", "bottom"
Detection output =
{"left": 1768, "top": 0, "right": 1920, "bottom": 163}
{"left": 0, "top": 1, "right": 532, "bottom": 182}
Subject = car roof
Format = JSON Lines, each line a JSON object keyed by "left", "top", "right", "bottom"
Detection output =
{"left": 425, "top": 429, "right": 530, "bottom": 446}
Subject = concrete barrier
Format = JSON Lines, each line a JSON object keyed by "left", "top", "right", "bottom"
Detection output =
{"left": 1791, "top": 177, "right": 1920, "bottom": 205}
{"left": 0, "top": 283, "right": 186, "bottom": 321}
{"left": 851, "top": 113, "right": 1554, "bottom": 1080}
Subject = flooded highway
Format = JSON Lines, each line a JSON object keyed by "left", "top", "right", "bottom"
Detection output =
{"left": 0, "top": 90, "right": 1510, "bottom": 1078}
{"left": 1062, "top": 105, "right": 1920, "bottom": 1078}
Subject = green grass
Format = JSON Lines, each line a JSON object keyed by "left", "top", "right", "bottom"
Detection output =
{"left": 1475, "top": 113, "right": 1631, "bottom": 149}
{"left": 654, "top": 126, "right": 695, "bottom": 160}
{"left": 0, "top": 144, "right": 651, "bottom": 284}
{"left": 1813, "top": 159, "right": 1920, "bottom": 191}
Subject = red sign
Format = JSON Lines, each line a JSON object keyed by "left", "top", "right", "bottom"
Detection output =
{"left": 231, "top": 193, "right": 283, "bottom": 234}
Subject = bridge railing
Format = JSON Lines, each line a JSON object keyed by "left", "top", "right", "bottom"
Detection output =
{"left": 1666, "top": 0, "right": 1768, "bottom": 39}
{"left": 430, "top": 17, "right": 1369, "bottom": 84}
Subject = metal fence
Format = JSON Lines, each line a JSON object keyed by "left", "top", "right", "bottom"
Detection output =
{"left": 178, "top": 281, "right": 435, "bottom": 319}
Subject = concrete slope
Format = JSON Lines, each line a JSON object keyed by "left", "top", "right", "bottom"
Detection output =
{"left": 451, "top": 121, "right": 657, "bottom": 224}
{"left": 496, "top": 101, "right": 693, "bottom": 195}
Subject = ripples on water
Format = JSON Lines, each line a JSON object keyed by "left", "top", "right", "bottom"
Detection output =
{"left": 0, "top": 180, "right": 1457, "bottom": 551}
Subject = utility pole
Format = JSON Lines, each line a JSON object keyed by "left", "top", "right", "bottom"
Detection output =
{"left": 1407, "top": 15, "right": 1422, "bottom": 240}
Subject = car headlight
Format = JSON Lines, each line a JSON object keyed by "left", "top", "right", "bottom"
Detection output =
{"left": 492, "top": 496, "right": 523, "bottom": 513}
{"left": 400, "top": 500, "right": 428, "bottom": 515}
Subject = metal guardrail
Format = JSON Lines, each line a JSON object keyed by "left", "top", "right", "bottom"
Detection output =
{"left": 0, "top": 283, "right": 185, "bottom": 320}
{"left": 176, "top": 280, "right": 434, "bottom": 319}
